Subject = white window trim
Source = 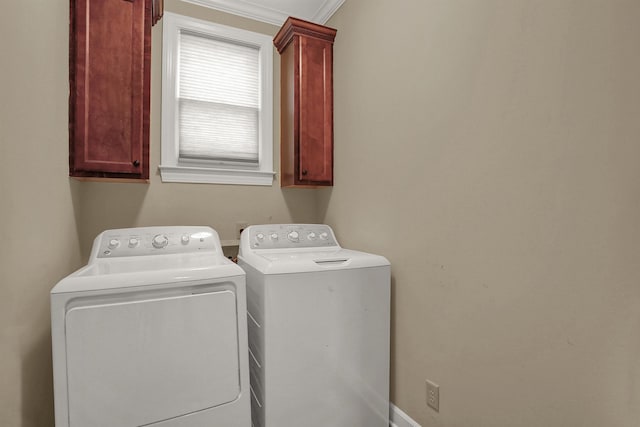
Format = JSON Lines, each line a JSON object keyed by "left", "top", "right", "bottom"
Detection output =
{"left": 160, "top": 12, "right": 274, "bottom": 186}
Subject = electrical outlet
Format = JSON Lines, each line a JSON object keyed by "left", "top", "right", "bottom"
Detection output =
{"left": 426, "top": 379, "right": 440, "bottom": 412}
{"left": 236, "top": 222, "right": 248, "bottom": 239}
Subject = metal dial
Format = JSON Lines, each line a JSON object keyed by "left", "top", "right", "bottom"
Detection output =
{"left": 152, "top": 234, "right": 169, "bottom": 249}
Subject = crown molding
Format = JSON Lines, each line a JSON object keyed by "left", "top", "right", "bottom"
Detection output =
{"left": 181, "top": 0, "right": 284, "bottom": 25}
{"left": 181, "top": 0, "right": 345, "bottom": 26}
{"left": 312, "top": 0, "right": 346, "bottom": 24}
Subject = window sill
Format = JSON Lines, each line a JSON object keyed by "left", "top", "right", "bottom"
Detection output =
{"left": 158, "top": 165, "right": 275, "bottom": 186}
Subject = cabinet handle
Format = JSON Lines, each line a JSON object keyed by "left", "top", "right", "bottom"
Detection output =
{"left": 133, "top": 160, "right": 140, "bottom": 167}
{"left": 302, "top": 169, "right": 308, "bottom": 176}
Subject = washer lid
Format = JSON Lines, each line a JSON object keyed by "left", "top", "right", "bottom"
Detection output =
{"left": 239, "top": 248, "right": 389, "bottom": 274}
{"left": 64, "top": 289, "right": 240, "bottom": 426}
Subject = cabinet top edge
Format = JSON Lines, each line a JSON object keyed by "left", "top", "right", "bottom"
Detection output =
{"left": 273, "top": 16, "right": 337, "bottom": 53}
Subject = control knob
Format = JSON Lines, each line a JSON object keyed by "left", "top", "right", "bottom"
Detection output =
{"left": 270, "top": 233, "right": 279, "bottom": 241}
{"left": 287, "top": 231, "right": 300, "bottom": 242}
{"left": 256, "top": 233, "right": 265, "bottom": 242}
{"left": 319, "top": 232, "right": 329, "bottom": 240}
{"left": 181, "top": 234, "right": 190, "bottom": 245}
{"left": 108, "top": 239, "right": 120, "bottom": 249}
{"left": 128, "top": 238, "right": 139, "bottom": 248}
{"left": 152, "top": 234, "right": 169, "bottom": 249}
{"left": 307, "top": 232, "right": 317, "bottom": 240}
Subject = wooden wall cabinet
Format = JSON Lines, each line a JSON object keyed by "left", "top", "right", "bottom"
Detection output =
{"left": 69, "top": 0, "right": 162, "bottom": 181}
{"left": 274, "top": 17, "right": 337, "bottom": 188}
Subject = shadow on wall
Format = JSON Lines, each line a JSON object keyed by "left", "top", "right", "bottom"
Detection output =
{"left": 314, "top": 187, "right": 333, "bottom": 223}
{"left": 77, "top": 182, "right": 150, "bottom": 260}
{"left": 282, "top": 187, "right": 328, "bottom": 223}
{"left": 21, "top": 329, "right": 55, "bottom": 427}
{"left": 70, "top": 179, "right": 85, "bottom": 265}
{"left": 19, "top": 181, "right": 85, "bottom": 427}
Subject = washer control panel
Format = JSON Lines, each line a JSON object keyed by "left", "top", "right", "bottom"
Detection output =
{"left": 247, "top": 224, "right": 338, "bottom": 249}
{"left": 95, "top": 226, "right": 219, "bottom": 258}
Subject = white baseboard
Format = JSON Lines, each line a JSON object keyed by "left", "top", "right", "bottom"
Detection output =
{"left": 390, "top": 403, "right": 421, "bottom": 427}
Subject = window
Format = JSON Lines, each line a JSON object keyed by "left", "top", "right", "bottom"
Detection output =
{"left": 160, "top": 12, "right": 274, "bottom": 185}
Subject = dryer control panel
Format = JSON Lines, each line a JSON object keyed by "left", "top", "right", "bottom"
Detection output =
{"left": 245, "top": 224, "right": 338, "bottom": 250}
{"left": 93, "top": 226, "right": 220, "bottom": 258}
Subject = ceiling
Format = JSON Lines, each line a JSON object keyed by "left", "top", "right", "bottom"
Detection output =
{"left": 182, "top": 0, "right": 346, "bottom": 25}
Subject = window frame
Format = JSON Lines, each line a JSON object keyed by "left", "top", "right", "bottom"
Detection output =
{"left": 160, "top": 12, "right": 274, "bottom": 185}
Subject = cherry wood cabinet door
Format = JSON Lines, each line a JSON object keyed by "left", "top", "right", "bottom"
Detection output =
{"left": 69, "top": 0, "right": 151, "bottom": 180}
{"left": 298, "top": 35, "right": 334, "bottom": 184}
{"left": 274, "top": 17, "right": 336, "bottom": 188}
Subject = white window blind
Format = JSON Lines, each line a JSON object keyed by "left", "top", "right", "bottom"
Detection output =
{"left": 178, "top": 32, "right": 260, "bottom": 163}
{"left": 160, "top": 12, "right": 274, "bottom": 185}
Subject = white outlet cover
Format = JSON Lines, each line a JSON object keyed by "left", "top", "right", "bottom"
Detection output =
{"left": 426, "top": 379, "right": 439, "bottom": 412}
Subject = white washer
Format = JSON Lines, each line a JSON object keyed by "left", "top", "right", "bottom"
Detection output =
{"left": 238, "top": 224, "right": 390, "bottom": 427}
{"left": 51, "top": 226, "right": 251, "bottom": 427}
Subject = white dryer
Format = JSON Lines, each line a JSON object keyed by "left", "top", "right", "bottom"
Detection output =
{"left": 238, "top": 224, "right": 390, "bottom": 427}
{"left": 51, "top": 226, "right": 251, "bottom": 427}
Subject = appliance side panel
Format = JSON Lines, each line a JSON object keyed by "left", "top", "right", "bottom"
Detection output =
{"left": 50, "top": 294, "right": 70, "bottom": 427}
{"left": 239, "top": 260, "right": 267, "bottom": 427}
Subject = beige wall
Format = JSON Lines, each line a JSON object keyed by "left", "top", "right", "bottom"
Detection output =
{"left": 4, "top": 0, "right": 640, "bottom": 426}
{"left": 324, "top": 0, "right": 640, "bottom": 426}
{"left": 0, "top": 1, "right": 317, "bottom": 425}
{"left": 0, "top": 2, "right": 83, "bottom": 425}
